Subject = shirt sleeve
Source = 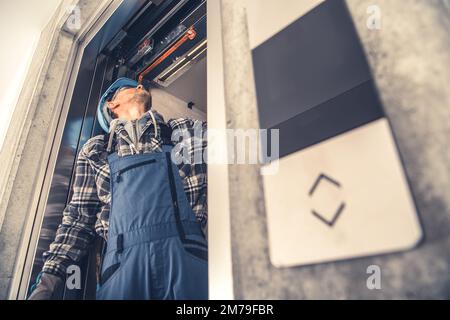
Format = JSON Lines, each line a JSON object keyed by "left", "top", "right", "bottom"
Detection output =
{"left": 192, "top": 119, "right": 207, "bottom": 234}
{"left": 42, "top": 146, "right": 101, "bottom": 277}
{"left": 167, "top": 118, "right": 208, "bottom": 232}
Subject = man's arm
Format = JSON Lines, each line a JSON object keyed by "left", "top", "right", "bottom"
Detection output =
{"left": 29, "top": 144, "right": 101, "bottom": 299}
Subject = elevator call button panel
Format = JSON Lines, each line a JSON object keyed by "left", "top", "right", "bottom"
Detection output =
{"left": 247, "top": 0, "right": 422, "bottom": 267}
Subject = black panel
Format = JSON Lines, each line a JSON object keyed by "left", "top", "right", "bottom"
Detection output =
{"left": 252, "top": 0, "right": 384, "bottom": 159}
{"left": 262, "top": 80, "right": 384, "bottom": 161}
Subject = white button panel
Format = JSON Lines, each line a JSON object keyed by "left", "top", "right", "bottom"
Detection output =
{"left": 262, "top": 119, "right": 422, "bottom": 268}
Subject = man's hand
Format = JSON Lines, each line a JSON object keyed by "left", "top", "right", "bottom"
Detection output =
{"left": 28, "top": 272, "right": 64, "bottom": 300}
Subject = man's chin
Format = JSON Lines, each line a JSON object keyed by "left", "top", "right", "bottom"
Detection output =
{"left": 133, "top": 93, "right": 151, "bottom": 110}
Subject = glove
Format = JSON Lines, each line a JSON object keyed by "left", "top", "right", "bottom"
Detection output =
{"left": 27, "top": 272, "right": 64, "bottom": 300}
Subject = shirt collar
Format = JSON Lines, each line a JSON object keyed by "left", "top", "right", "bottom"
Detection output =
{"left": 109, "top": 109, "right": 165, "bottom": 134}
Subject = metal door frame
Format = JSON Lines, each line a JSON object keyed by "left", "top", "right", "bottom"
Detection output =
{"left": 9, "top": 0, "right": 127, "bottom": 300}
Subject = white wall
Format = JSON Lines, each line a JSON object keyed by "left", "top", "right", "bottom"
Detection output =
{"left": 151, "top": 88, "right": 206, "bottom": 121}
{"left": 0, "top": 0, "right": 62, "bottom": 152}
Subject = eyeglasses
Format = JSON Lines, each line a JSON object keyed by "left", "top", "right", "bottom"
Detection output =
{"left": 106, "top": 85, "right": 135, "bottom": 102}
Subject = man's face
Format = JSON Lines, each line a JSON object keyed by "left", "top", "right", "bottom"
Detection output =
{"left": 107, "top": 84, "right": 151, "bottom": 116}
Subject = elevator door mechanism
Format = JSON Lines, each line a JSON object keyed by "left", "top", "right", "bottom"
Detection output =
{"left": 107, "top": 0, "right": 206, "bottom": 90}
{"left": 248, "top": 0, "right": 422, "bottom": 267}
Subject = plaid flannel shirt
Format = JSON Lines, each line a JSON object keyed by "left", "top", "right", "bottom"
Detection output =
{"left": 42, "top": 110, "right": 207, "bottom": 277}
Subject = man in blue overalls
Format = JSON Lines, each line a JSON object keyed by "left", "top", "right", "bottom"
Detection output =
{"left": 29, "top": 78, "right": 208, "bottom": 300}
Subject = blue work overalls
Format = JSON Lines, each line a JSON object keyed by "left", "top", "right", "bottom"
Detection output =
{"left": 96, "top": 142, "right": 208, "bottom": 300}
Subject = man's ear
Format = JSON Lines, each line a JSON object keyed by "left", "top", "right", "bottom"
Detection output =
{"left": 107, "top": 100, "right": 117, "bottom": 110}
{"left": 106, "top": 101, "right": 119, "bottom": 119}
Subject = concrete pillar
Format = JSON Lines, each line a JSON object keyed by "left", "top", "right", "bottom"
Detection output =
{"left": 220, "top": 0, "right": 268, "bottom": 299}
{"left": 221, "top": 0, "right": 450, "bottom": 299}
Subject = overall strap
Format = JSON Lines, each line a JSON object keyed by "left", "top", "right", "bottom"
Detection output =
{"left": 159, "top": 123, "right": 173, "bottom": 146}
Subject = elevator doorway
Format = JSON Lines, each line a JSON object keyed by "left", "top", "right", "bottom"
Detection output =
{"left": 18, "top": 0, "right": 208, "bottom": 299}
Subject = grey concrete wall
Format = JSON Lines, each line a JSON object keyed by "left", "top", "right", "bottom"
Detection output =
{"left": 221, "top": 0, "right": 450, "bottom": 299}
{"left": 0, "top": 0, "right": 109, "bottom": 300}
{"left": 0, "top": 8, "right": 75, "bottom": 300}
